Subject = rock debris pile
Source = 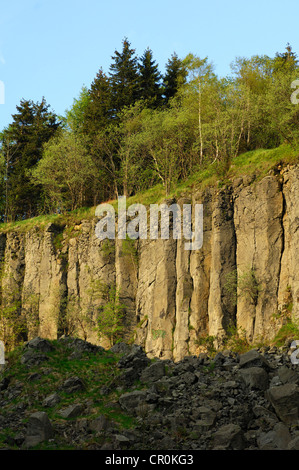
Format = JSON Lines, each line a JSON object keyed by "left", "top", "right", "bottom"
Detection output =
{"left": 0, "top": 337, "right": 299, "bottom": 450}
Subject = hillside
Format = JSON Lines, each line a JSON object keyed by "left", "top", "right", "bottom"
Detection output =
{"left": 0, "top": 336, "right": 299, "bottom": 451}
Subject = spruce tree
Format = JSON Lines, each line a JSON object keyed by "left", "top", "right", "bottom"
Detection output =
{"left": 162, "top": 53, "right": 187, "bottom": 104}
{"left": 82, "top": 69, "right": 113, "bottom": 136}
{"left": 1, "top": 98, "right": 60, "bottom": 220}
{"left": 109, "top": 38, "right": 140, "bottom": 116}
{"left": 138, "top": 48, "right": 162, "bottom": 108}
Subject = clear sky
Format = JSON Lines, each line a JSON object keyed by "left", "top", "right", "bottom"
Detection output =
{"left": 0, "top": 0, "right": 298, "bottom": 130}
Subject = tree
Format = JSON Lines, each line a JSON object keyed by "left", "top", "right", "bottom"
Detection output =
{"left": 272, "top": 43, "right": 298, "bottom": 74}
{"left": 64, "top": 86, "right": 91, "bottom": 135}
{"left": 31, "top": 131, "right": 98, "bottom": 212}
{"left": 182, "top": 53, "right": 215, "bottom": 164}
{"left": 138, "top": 48, "right": 162, "bottom": 108}
{"left": 109, "top": 38, "right": 140, "bottom": 117}
{"left": 0, "top": 98, "right": 60, "bottom": 221}
{"left": 162, "top": 53, "right": 187, "bottom": 104}
{"left": 139, "top": 107, "right": 185, "bottom": 195}
{"left": 116, "top": 102, "right": 150, "bottom": 196}
{"left": 82, "top": 69, "right": 113, "bottom": 136}
{"left": 97, "top": 283, "right": 126, "bottom": 347}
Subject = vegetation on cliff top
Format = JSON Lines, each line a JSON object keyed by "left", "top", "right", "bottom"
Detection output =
{"left": 0, "top": 141, "right": 297, "bottom": 235}
{"left": 0, "top": 40, "right": 298, "bottom": 226}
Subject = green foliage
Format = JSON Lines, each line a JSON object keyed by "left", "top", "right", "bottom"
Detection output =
{"left": 64, "top": 86, "right": 91, "bottom": 135}
{"left": 0, "top": 41, "right": 299, "bottom": 225}
{"left": 0, "top": 98, "right": 60, "bottom": 221}
{"left": 238, "top": 268, "right": 262, "bottom": 306}
{"left": 163, "top": 52, "right": 187, "bottom": 104}
{"left": 96, "top": 284, "right": 126, "bottom": 347}
{"left": 152, "top": 329, "right": 166, "bottom": 340}
{"left": 272, "top": 319, "right": 299, "bottom": 347}
{"left": 101, "top": 239, "right": 115, "bottom": 262}
{"left": 0, "top": 340, "right": 137, "bottom": 449}
{"left": 195, "top": 334, "right": 216, "bottom": 355}
{"left": 223, "top": 324, "right": 251, "bottom": 354}
{"left": 31, "top": 131, "right": 98, "bottom": 212}
{"left": 121, "top": 236, "right": 138, "bottom": 264}
{"left": 224, "top": 267, "right": 262, "bottom": 306}
{"left": 138, "top": 48, "right": 163, "bottom": 108}
{"left": 109, "top": 38, "right": 140, "bottom": 117}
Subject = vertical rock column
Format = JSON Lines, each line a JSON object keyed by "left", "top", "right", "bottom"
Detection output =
{"left": 135, "top": 238, "right": 177, "bottom": 360}
{"left": 22, "top": 228, "right": 43, "bottom": 339}
{"left": 0, "top": 231, "right": 25, "bottom": 345}
{"left": 208, "top": 186, "right": 236, "bottom": 344}
{"left": 234, "top": 176, "right": 284, "bottom": 342}
{"left": 115, "top": 238, "right": 138, "bottom": 344}
{"left": 188, "top": 189, "right": 213, "bottom": 355}
{"left": 278, "top": 166, "right": 299, "bottom": 324}
{"left": 67, "top": 220, "right": 116, "bottom": 346}
{"left": 38, "top": 224, "right": 67, "bottom": 340}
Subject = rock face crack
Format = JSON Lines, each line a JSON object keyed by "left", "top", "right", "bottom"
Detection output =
{"left": 277, "top": 184, "right": 287, "bottom": 300}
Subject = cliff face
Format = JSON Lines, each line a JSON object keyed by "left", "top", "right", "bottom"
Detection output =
{"left": 0, "top": 164, "right": 298, "bottom": 361}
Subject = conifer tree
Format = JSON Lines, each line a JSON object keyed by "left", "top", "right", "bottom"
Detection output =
{"left": 109, "top": 38, "right": 140, "bottom": 116}
{"left": 82, "top": 69, "right": 113, "bottom": 136}
{"left": 138, "top": 48, "right": 162, "bottom": 108}
{"left": 162, "top": 53, "right": 187, "bottom": 104}
{"left": 1, "top": 98, "right": 60, "bottom": 220}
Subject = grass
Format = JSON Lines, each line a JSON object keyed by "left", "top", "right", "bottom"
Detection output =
{"left": 0, "top": 206, "right": 96, "bottom": 234}
{"left": 0, "top": 143, "right": 298, "bottom": 236}
{"left": 272, "top": 319, "right": 299, "bottom": 347}
{"left": 0, "top": 339, "right": 139, "bottom": 449}
{"left": 228, "top": 143, "right": 299, "bottom": 180}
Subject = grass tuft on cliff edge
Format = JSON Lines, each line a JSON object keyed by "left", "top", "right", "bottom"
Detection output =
{"left": 0, "top": 143, "right": 298, "bottom": 235}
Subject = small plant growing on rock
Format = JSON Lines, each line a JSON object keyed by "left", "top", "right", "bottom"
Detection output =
{"left": 223, "top": 324, "right": 250, "bottom": 354}
{"left": 151, "top": 329, "right": 166, "bottom": 340}
{"left": 97, "top": 284, "right": 126, "bottom": 347}
{"left": 195, "top": 334, "right": 216, "bottom": 355}
{"left": 224, "top": 267, "right": 262, "bottom": 307}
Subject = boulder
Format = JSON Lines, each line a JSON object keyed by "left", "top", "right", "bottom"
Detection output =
{"left": 119, "top": 390, "right": 148, "bottom": 415}
{"left": 212, "top": 423, "right": 245, "bottom": 450}
{"left": 59, "top": 404, "right": 84, "bottom": 419}
{"left": 266, "top": 383, "right": 299, "bottom": 424}
{"left": 23, "top": 412, "right": 54, "bottom": 448}
{"left": 239, "top": 367, "right": 269, "bottom": 390}
{"left": 277, "top": 366, "right": 299, "bottom": 385}
{"left": 140, "top": 362, "right": 166, "bottom": 384}
{"left": 117, "top": 346, "right": 150, "bottom": 372}
{"left": 25, "top": 337, "right": 54, "bottom": 353}
{"left": 239, "top": 350, "right": 271, "bottom": 370}
{"left": 88, "top": 415, "right": 112, "bottom": 433}
{"left": 20, "top": 351, "right": 49, "bottom": 367}
{"left": 258, "top": 423, "right": 291, "bottom": 450}
{"left": 60, "top": 376, "right": 85, "bottom": 393}
{"left": 42, "top": 393, "right": 61, "bottom": 408}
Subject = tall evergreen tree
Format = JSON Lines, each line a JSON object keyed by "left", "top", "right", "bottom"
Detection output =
{"left": 162, "top": 53, "right": 187, "bottom": 104}
{"left": 273, "top": 43, "right": 298, "bottom": 73}
{"left": 82, "top": 69, "right": 113, "bottom": 136}
{"left": 138, "top": 48, "right": 162, "bottom": 108}
{"left": 109, "top": 38, "right": 140, "bottom": 116}
{"left": 1, "top": 98, "right": 60, "bottom": 221}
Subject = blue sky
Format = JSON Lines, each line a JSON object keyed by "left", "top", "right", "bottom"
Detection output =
{"left": 0, "top": 0, "right": 298, "bottom": 130}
